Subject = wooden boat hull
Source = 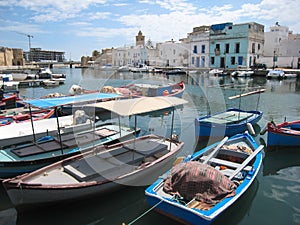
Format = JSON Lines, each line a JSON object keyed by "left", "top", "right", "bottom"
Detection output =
{"left": 267, "top": 120, "right": 300, "bottom": 147}
{"left": 145, "top": 133, "right": 263, "bottom": 225}
{"left": 195, "top": 108, "right": 263, "bottom": 138}
{"left": 3, "top": 135, "right": 183, "bottom": 210}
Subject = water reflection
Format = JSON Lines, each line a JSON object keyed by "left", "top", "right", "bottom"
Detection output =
{"left": 263, "top": 147, "right": 300, "bottom": 176}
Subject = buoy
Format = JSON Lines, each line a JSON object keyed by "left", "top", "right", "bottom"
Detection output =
{"left": 260, "top": 123, "right": 268, "bottom": 135}
{"left": 163, "top": 90, "right": 169, "bottom": 96}
{"left": 247, "top": 123, "right": 255, "bottom": 135}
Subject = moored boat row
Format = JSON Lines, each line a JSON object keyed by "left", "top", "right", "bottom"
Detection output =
{"left": 0, "top": 74, "right": 298, "bottom": 225}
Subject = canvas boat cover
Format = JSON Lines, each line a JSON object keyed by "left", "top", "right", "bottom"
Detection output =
{"left": 88, "top": 96, "right": 187, "bottom": 116}
{"left": 163, "top": 161, "right": 237, "bottom": 205}
{"left": 24, "top": 92, "right": 121, "bottom": 108}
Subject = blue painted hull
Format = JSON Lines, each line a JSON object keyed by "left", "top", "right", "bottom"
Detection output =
{"left": 267, "top": 120, "right": 300, "bottom": 147}
{"left": 145, "top": 133, "right": 263, "bottom": 225}
{"left": 195, "top": 108, "right": 263, "bottom": 138}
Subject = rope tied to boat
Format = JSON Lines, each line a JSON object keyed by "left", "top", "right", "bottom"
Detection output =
{"left": 122, "top": 198, "right": 164, "bottom": 225}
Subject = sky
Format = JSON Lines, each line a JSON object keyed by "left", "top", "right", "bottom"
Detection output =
{"left": 0, "top": 0, "right": 299, "bottom": 61}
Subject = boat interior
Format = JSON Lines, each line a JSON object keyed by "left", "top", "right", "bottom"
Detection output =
{"left": 201, "top": 111, "right": 254, "bottom": 124}
{"left": 153, "top": 138, "right": 260, "bottom": 211}
{"left": 9, "top": 127, "right": 120, "bottom": 158}
{"left": 62, "top": 138, "right": 171, "bottom": 182}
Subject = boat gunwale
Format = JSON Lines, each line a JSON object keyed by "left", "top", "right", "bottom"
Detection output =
{"left": 3, "top": 134, "right": 184, "bottom": 190}
{"left": 145, "top": 133, "right": 263, "bottom": 223}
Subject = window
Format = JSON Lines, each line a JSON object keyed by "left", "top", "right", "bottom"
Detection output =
{"left": 211, "top": 57, "right": 215, "bottom": 65}
{"left": 252, "top": 43, "right": 255, "bottom": 53}
{"left": 193, "top": 45, "right": 197, "bottom": 54}
{"left": 173, "top": 49, "right": 176, "bottom": 55}
{"left": 215, "top": 44, "right": 220, "bottom": 55}
{"left": 192, "top": 57, "right": 195, "bottom": 64}
{"left": 225, "top": 44, "right": 230, "bottom": 54}
{"left": 231, "top": 57, "right": 235, "bottom": 65}
{"left": 201, "top": 45, "right": 205, "bottom": 53}
{"left": 235, "top": 43, "right": 240, "bottom": 53}
{"left": 238, "top": 56, "right": 243, "bottom": 65}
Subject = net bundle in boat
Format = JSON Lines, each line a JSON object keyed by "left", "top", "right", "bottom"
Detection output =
{"left": 163, "top": 161, "right": 237, "bottom": 204}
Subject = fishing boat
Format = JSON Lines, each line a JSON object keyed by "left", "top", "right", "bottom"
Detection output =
{"left": 42, "top": 79, "right": 60, "bottom": 87}
{"left": 114, "top": 81, "right": 185, "bottom": 98}
{"left": 145, "top": 132, "right": 263, "bottom": 225}
{"left": 0, "top": 93, "right": 136, "bottom": 178}
{"left": 266, "top": 120, "right": 300, "bottom": 148}
{"left": 0, "top": 121, "right": 138, "bottom": 178}
{"left": 0, "top": 108, "right": 55, "bottom": 126}
{"left": 165, "top": 69, "right": 186, "bottom": 75}
{"left": 2, "top": 97, "right": 186, "bottom": 210}
{"left": 0, "top": 91, "right": 20, "bottom": 110}
{"left": 0, "top": 110, "right": 97, "bottom": 147}
{"left": 266, "top": 70, "right": 284, "bottom": 79}
{"left": 209, "top": 69, "right": 226, "bottom": 76}
{"left": 230, "top": 70, "right": 254, "bottom": 77}
{"left": 282, "top": 73, "right": 297, "bottom": 79}
{"left": 195, "top": 108, "right": 263, "bottom": 139}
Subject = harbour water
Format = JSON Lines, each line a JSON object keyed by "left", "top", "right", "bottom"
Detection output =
{"left": 0, "top": 67, "right": 299, "bottom": 225}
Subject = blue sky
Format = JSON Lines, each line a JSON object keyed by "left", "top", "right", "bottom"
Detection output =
{"left": 0, "top": 0, "right": 299, "bottom": 61}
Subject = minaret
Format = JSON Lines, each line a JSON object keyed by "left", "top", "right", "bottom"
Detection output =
{"left": 136, "top": 30, "right": 145, "bottom": 46}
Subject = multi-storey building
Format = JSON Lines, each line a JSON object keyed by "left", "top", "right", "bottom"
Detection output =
{"left": 209, "top": 22, "right": 264, "bottom": 69}
{"left": 27, "top": 48, "right": 65, "bottom": 62}
{"left": 262, "top": 23, "right": 300, "bottom": 68}
{"left": 187, "top": 26, "right": 210, "bottom": 68}
{"left": 156, "top": 40, "right": 189, "bottom": 67}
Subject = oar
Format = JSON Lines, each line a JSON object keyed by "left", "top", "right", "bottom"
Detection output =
{"left": 228, "top": 89, "right": 266, "bottom": 100}
{"left": 229, "top": 145, "right": 263, "bottom": 180}
{"left": 203, "top": 136, "right": 228, "bottom": 164}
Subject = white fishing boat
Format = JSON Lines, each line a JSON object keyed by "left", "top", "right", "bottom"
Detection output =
{"left": 3, "top": 97, "right": 187, "bottom": 210}
{"left": 10, "top": 73, "right": 28, "bottom": 81}
{"left": 266, "top": 70, "right": 284, "bottom": 79}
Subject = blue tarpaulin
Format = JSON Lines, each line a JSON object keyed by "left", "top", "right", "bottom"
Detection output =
{"left": 24, "top": 92, "right": 121, "bottom": 108}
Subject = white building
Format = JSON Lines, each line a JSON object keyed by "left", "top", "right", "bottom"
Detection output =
{"left": 186, "top": 26, "right": 210, "bottom": 68}
{"left": 156, "top": 40, "right": 189, "bottom": 67}
{"left": 262, "top": 23, "right": 300, "bottom": 68}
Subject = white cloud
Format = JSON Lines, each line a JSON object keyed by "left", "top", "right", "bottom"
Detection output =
{"left": 89, "top": 12, "right": 112, "bottom": 20}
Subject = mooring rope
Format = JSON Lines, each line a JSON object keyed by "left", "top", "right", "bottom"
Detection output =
{"left": 122, "top": 198, "right": 164, "bottom": 225}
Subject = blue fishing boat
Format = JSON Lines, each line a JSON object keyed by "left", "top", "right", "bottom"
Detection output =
{"left": 267, "top": 120, "right": 300, "bottom": 148}
{"left": 145, "top": 132, "right": 263, "bottom": 225}
{"left": 195, "top": 108, "right": 263, "bottom": 139}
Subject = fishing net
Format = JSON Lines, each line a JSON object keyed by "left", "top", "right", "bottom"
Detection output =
{"left": 163, "top": 161, "right": 237, "bottom": 205}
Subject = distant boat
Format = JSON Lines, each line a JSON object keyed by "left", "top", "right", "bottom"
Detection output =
{"left": 145, "top": 132, "right": 263, "bottom": 225}
{"left": 195, "top": 108, "right": 263, "bottom": 139}
{"left": 10, "top": 73, "right": 28, "bottom": 81}
{"left": 2, "top": 96, "right": 187, "bottom": 210}
{"left": 117, "top": 65, "right": 133, "bottom": 72}
{"left": 266, "top": 120, "right": 300, "bottom": 148}
{"left": 282, "top": 73, "right": 297, "bottom": 79}
{"left": 209, "top": 69, "right": 225, "bottom": 76}
{"left": 130, "top": 64, "right": 149, "bottom": 73}
{"left": 165, "top": 68, "right": 186, "bottom": 75}
{"left": 0, "top": 108, "right": 55, "bottom": 126}
{"left": 231, "top": 70, "right": 254, "bottom": 77}
{"left": 114, "top": 81, "right": 185, "bottom": 98}
{"left": 43, "top": 79, "right": 60, "bottom": 87}
{"left": 266, "top": 70, "right": 284, "bottom": 79}
{"left": 0, "top": 91, "right": 21, "bottom": 110}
